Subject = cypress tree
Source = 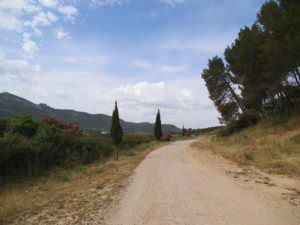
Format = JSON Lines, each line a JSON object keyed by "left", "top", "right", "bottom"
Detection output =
{"left": 154, "top": 110, "right": 162, "bottom": 140}
{"left": 182, "top": 125, "right": 186, "bottom": 136}
{"left": 110, "top": 101, "right": 123, "bottom": 160}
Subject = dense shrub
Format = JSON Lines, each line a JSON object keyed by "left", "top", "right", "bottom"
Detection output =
{"left": 0, "top": 118, "right": 6, "bottom": 137}
{"left": 218, "top": 114, "right": 257, "bottom": 136}
{"left": 35, "top": 133, "right": 75, "bottom": 170}
{"left": 0, "top": 134, "right": 114, "bottom": 183}
{"left": 6, "top": 114, "right": 39, "bottom": 138}
{"left": 34, "top": 122, "right": 57, "bottom": 142}
{"left": 0, "top": 115, "right": 154, "bottom": 184}
{"left": 0, "top": 134, "right": 35, "bottom": 183}
{"left": 121, "top": 134, "right": 153, "bottom": 149}
{"left": 76, "top": 137, "right": 113, "bottom": 164}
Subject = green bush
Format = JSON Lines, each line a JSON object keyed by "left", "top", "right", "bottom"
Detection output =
{"left": 0, "top": 134, "right": 35, "bottom": 183}
{"left": 76, "top": 136, "right": 113, "bottom": 164}
{"left": 121, "top": 134, "right": 153, "bottom": 149}
{"left": 34, "top": 122, "right": 57, "bottom": 142}
{"left": 0, "top": 118, "right": 7, "bottom": 137}
{"left": 0, "top": 115, "right": 155, "bottom": 184}
{"left": 218, "top": 114, "right": 257, "bottom": 136}
{"left": 6, "top": 114, "right": 39, "bottom": 138}
{"left": 35, "top": 133, "right": 74, "bottom": 170}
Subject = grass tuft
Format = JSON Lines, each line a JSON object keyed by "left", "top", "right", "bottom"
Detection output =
{"left": 51, "top": 171, "right": 70, "bottom": 182}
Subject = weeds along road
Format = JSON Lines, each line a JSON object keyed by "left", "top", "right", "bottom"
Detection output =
{"left": 103, "top": 140, "right": 299, "bottom": 225}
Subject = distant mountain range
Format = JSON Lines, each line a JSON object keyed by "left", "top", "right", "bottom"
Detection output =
{"left": 0, "top": 92, "right": 180, "bottom": 134}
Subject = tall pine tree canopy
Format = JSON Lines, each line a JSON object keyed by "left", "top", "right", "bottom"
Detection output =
{"left": 154, "top": 110, "right": 162, "bottom": 140}
{"left": 202, "top": 0, "right": 300, "bottom": 125}
{"left": 224, "top": 24, "right": 268, "bottom": 114}
{"left": 110, "top": 101, "right": 123, "bottom": 146}
{"left": 201, "top": 56, "right": 245, "bottom": 124}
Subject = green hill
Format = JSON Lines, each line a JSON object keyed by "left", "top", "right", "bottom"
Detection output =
{"left": 0, "top": 92, "right": 180, "bottom": 134}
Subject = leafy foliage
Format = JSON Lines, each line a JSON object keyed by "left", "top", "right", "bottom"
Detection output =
{"left": 0, "top": 114, "right": 153, "bottom": 184}
{"left": 121, "top": 134, "right": 153, "bottom": 149}
{"left": 6, "top": 114, "right": 39, "bottom": 138}
{"left": 201, "top": 57, "right": 250, "bottom": 125}
{"left": 0, "top": 118, "right": 6, "bottom": 137}
{"left": 202, "top": 0, "right": 300, "bottom": 134}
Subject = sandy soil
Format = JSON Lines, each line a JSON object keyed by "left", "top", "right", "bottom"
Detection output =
{"left": 103, "top": 139, "right": 300, "bottom": 225}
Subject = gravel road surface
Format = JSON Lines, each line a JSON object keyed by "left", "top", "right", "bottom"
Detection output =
{"left": 103, "top": 140, "right": 299, "bottom": 225}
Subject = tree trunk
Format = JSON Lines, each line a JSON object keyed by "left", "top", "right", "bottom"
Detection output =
{"left": 223, "top": 79, "right": 253, "bottom": 125}
{"left": 278, "top": 90, "right": 291, "bottom": 116}
{"left": 296, "top": 68, "right": 300, "bottom": 81}
{"left": 292, "top": 70, "right": 300, "bottom": 87}
{"left": 281, "top": 86, "right": 294, "bottom": 109}
{"left": 115, "top": 146, "right": 119, "bottom": 161}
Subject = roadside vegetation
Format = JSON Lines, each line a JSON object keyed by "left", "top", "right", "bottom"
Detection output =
{"left": 193, "top": 116, "right": 300, "bottom": 176}
{"left": 0, "top": 140, "right": 164, "bottom": 224}
{"left": 0, "top": 103, "right": 182, "bottom": 223}
{"left": 0, "top": 114, "right": 153, "bottom": 185}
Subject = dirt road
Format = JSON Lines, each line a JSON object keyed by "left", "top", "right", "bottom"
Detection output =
{"left": 103, "top": 140, "right": 299, "bottom": 225}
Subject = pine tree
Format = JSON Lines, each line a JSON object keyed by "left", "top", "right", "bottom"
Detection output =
{"left": 154, "top": 110, "right": 162, "bottom": 140}
{"left": 110, "top": 101, "right": 123, "bottom": 160}
{"left": 202, "top": 56, "right": 252, "bottom": 125}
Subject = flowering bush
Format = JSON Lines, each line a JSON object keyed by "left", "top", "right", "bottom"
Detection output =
{"left": 161, "top": 133, "right": 172, "bottom": 141}
{"left": 43, "top": 117, "right": 82, "bottom": 136}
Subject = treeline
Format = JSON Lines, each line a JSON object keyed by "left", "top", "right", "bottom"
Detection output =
{"left": 182, "top": 126, "right": 222, "bottom": 136}
{"left": 0, "top": 114, "right": 153, "bottom": 184}
{"left": 202, "top": 0, "right": 300, "bottom": 135}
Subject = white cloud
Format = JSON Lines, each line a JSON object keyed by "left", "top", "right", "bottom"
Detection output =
{"left": 58, "top": 5, "right": 78, "bottom": 22}
{"left": 133, "top": 60, "right": 189, "bottom": 73}
{"left": 0, "top": 60, "right": 219, "bottom": 128}
{"left": 159, "top": 65, "right": 188, "bottom": 73}
{"left": 0, "top": 0, "right": 39, "bottom": 32}
{"left": 54, "top": 27, "right": 70, "bottom": 39}
{"left": 0, "top": 0, "right": 39, "bottom": 13}
{"left": 160, "top": 0, "right": 189, "bottom": 6}
{"left": 47, "top": 12, "right": 58, "bottom": 22}
{"left": 0, "top": 11, "right": 22, "bottom": 31}
{"left": 62, "top": 55, "right": 109, "bottom": 64}
{"left": 0, "top": 52, "right": 218, "bottom": 128}
{"left": 38, "top": 0, "right": 59, "bottom": 8}
{"left": 0, "top": 55, "right": 40, "bottom": 80}
{"left": 90, "top": 0, "right": 129, "bottom": 7}
{"left": 99, "top": 79, "right": 218, "bottom": 127}
{"left": 133, "top": 60, "right": 153, "bottom": 69}
{"left": 24, "top": 11, "right": 58, "bottom": 35}
{"left": 22, "top": 32, "right": 38, "bottom": 54}
{"left": 158, "top": 33, "right": 236, "bottom": 54}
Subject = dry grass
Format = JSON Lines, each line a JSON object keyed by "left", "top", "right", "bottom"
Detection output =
{"left": 193, "top": 116, "right": 300, "bottom": 177}
{"left": 0, "top": 141, "right": 165, "bottom": 225}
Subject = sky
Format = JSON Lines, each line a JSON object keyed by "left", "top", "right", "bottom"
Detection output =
{"left": 0, "top": 0, "right": 266, "bottom": 128}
